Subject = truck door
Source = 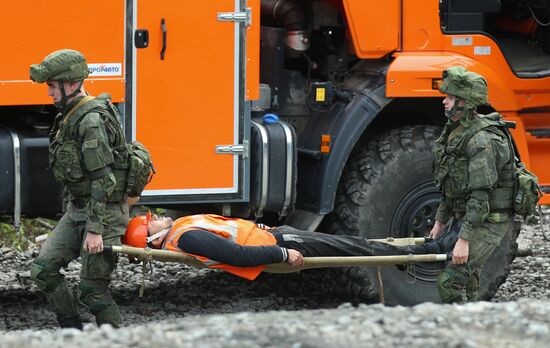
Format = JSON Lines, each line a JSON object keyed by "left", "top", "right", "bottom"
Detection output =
{"left": 133, "top": 1, "right": 250, "bottom": 203}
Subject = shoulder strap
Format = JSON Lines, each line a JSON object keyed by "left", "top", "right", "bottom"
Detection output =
{"left": 66, "top": 95, "right": 124, "bottom": 144}
{"left": 92, "top": 94, "right": 126, "bottom": 142}
{"left": 63, "top": 96, "right": 95, "bottom": 122}
{"left": 447, "top": 124, "right": 464, "bottom": 141}
{"left": 66, "top": 96, "right": 108, "bottom": 130}
{"left": 499, "top": 125, "right": 521, "bottom": 166}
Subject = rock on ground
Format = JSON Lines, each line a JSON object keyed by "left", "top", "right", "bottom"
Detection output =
{"left": 2, "top": 300, "right": 550, "bottom": 348}
{"left": 1, "top": 214, "right": 550, "bottom": 346}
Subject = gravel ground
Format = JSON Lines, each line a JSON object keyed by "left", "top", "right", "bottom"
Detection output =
{"left": 1, "top": 216, "right": 549, "bottom": 346}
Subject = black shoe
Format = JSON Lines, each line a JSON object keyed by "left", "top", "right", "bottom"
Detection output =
{"left": 56, "top": 314, "right": 83, "bottom": 330}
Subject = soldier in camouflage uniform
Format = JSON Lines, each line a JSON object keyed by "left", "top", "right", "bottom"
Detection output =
{"left": 29, "top": 49, "right": 130, "bottom": 328}
{"left": 429, "top": 66, "right": 516, "bottom": 303}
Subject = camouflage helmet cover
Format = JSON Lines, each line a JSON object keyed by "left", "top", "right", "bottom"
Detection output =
{"left": 30, "top": 49, "right": 89, "bottom": 83}
{"left": 439, "top": 66, "right": 488, "bottom": 108}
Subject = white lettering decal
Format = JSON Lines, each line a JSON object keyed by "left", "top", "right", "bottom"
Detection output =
{"left": 88, "top": 63, "right": 123, "bottom": 77}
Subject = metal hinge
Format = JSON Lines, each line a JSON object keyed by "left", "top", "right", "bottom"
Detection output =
{"left": 215, "top": 140, "right": 249, "bottom": 158}
{"left": 217, "top": 8, "right": 251, "bottom": 27}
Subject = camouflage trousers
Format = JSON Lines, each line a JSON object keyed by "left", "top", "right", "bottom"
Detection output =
{"left": 437, "top": 215, "right": 513, "bottom": 303}
{"left": 30, "top": 201, "right": 128, "bottom": 328}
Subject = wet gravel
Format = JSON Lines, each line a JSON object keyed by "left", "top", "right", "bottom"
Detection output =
{"left": 1, "top": 216, "right": 550, "bottom": 346}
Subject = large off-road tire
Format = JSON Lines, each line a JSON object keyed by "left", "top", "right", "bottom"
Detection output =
{"left": 329, "top": 125, "right": 519, "bottom": 305}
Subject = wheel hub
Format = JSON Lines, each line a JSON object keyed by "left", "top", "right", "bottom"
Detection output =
{"left": 391, "top": 181, "right": 442, "bottom": 283}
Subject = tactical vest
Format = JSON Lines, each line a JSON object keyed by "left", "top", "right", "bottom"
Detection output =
{"left": 48, "top": 94, "right": 129, "bottom": 203}
{"left": 163, "top": 214, "right": 277, "bottom": 280}
{"left": 433, "top": 113, "right": 515, "bottom": 213}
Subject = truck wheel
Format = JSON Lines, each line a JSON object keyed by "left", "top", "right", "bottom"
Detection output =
{"left": 329, "top": 125, "right": 519, "bottom": 305}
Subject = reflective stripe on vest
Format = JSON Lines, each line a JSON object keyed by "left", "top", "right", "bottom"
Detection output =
{"left": 184, "top": 215, "right": 239, "bottom": 242}
{"left": 163, "top": 214, "right": 276, "bottom": 280}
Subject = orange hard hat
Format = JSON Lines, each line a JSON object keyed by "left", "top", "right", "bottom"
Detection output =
{"left": 123, "top": 211, "right": 151, "bottom": 248}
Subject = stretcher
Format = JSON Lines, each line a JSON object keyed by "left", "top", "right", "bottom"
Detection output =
{"left": 104, "top": 236, "right": 451, "bottom": 273}
{"left": 104, "top": 237, "right": 451, "bottom": 302}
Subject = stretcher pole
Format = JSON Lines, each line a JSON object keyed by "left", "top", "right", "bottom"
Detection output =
{"left": 106, "top": 245, "right": 450, "bottom": 273}
{"left": 265, "top": 254, "right": 449, "bottom": 273}
{"left": 370, "top": 237, "right": 428, "bottom": 246}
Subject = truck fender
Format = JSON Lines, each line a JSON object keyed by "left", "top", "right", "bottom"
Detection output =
{"left": 296, "top": 79, "right": 391, "bottom": 214}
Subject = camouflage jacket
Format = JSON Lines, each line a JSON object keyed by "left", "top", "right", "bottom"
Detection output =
{"left": 433, "top": 112, "right": 515, "bottom": 241}
{"left": 49, "top": 94, "right": 128, "bottom": 235}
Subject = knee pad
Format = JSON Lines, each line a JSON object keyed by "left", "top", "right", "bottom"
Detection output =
{"left": 30, "top": 260, "right": 62, "bottom": 292}
{"left": 437, "top": 270, "right": 466, "bottom": 304}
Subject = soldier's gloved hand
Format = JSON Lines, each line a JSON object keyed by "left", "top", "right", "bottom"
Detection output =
{"left": 84, "top": 232, "right": 104, "bottom": 254}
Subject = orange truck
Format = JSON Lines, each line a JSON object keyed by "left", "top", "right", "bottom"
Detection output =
{"left": 1, "top": 0, "right": 549, "bottom": 304}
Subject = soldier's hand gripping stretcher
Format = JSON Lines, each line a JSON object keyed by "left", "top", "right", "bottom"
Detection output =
{"left": 103, "top": 213, "right": 456, "bottom": 280}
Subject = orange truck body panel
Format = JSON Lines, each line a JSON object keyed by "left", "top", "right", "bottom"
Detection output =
{"left": 342, "top": 0, "right": 400, "bottom": 58}
{"left": 0, "top": 0, "right": 260, "bottom": 197}
{"left": 338, "top": 0, "right": 549, "bottom": 204}
{"left": 0, "top": 0, "right": 126, "bottom": 105}
{"left": 135, "top": 0, "right": 237, "bottom": 193}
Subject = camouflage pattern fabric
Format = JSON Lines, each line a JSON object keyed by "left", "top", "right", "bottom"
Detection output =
{"left": 434, "top": 67, "right": 515, "bottom": 303}
{"left": 439, "top": 66, "right": 488, "bottom": 109}
{"left": 433, "top": 116, "right": 514, "bottom": 303}
{"left": 437, "top": 218, "right": 514, "bottom": 303}
{"left": 49, "top": 94, "right": 129, "bottom": 235}
{"left": 433, "top": 114, "right": 515, "bottom": 241}
{"left": 31, "top": 203, "right": 127, "bottom": 327}
{"left": 30, "top": 49, "right": 89, "bottom": 83}
{"left": 31, "top": 89, "right": 129, "bottom": 327}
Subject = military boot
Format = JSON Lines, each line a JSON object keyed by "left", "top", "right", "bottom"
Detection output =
{"left": 94, "top": 306, "right": 122, "bottom": 328}
{"left": 56, "top": 314, "right": 83, "bottom": 330}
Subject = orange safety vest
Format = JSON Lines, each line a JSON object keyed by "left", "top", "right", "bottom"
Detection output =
{"left": 163, "top": 214, "right": 277, "bottom": 280}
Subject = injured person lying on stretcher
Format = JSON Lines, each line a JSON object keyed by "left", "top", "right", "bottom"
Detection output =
{"left": 120, "top": 213, "right": 458, "bottom": 280}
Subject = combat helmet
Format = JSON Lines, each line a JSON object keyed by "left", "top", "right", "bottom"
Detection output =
{"left": 30, "top": 49, "right": 89, "bottom": 109}
{"left": 439, "top": 66, "right": 488, "bottom": 117}
{"left": 30, "top": 49, "right": 89, "bottom": 83}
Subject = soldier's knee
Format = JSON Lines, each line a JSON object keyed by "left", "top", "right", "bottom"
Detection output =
{"left": 437, "top": 270, "right": 465, "bottom": 304}
{"left": 30, "top": 259, "right": 62, "bottom": 292}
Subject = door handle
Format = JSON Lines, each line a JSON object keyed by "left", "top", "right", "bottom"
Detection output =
{"left": 160, "top": 18, "right": 167, "bottom": 60}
